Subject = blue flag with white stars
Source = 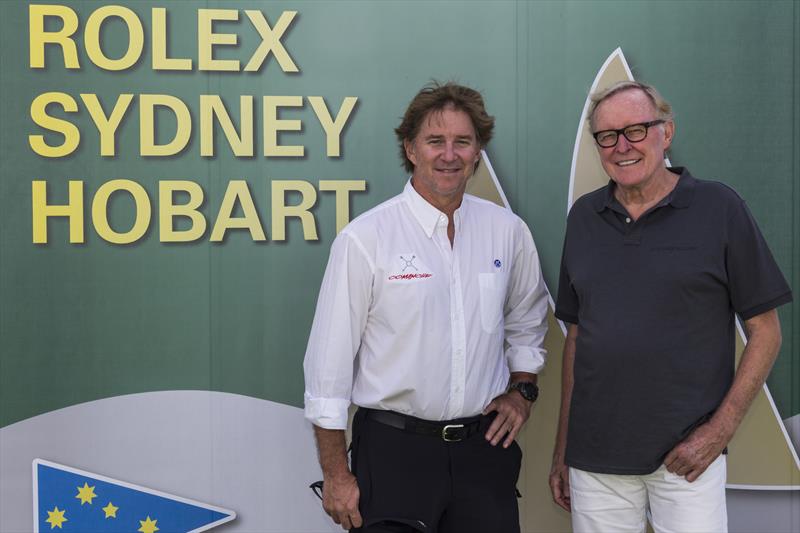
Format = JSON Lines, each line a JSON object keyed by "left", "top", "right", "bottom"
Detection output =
{"left": 33, "top": 459, "right": 235, "bottom": 533}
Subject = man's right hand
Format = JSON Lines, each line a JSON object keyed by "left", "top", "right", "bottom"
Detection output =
{"left": 322, "top": 471, "right": 362, "bottom": 530}
{"left": 549, "top": 324, "right": 577, "bottom": 514}
{"left": 314, "top": 426, "right": 364, "bottom": 530}
{"left": 548, "top": 456, "right": 571, "bottom": 512}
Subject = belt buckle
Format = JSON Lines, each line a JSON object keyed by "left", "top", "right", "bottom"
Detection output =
{"left": 442, "top": 424, "right": 465, "bottom": 442}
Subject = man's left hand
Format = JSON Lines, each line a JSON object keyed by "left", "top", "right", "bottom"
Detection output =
{"left": 483, "top": 391, "right": 532, "bottom": 448}
{"left": 663, "top": 421, "right": 730, "bottom": 482}
{"left": 665, "top": 310, "right": 782, "bottom": 483}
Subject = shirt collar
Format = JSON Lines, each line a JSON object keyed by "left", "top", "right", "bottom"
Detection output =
{"left": 403, "top": 180, "right": 465, "bottom": 239}
{"left": 592, "top": 166, "right": 696, "bottom": 212}
{"left": 665, "top": 167, "right": 695, "bottom": 208}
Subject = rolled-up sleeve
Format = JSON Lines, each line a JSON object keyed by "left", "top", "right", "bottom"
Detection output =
{"left": 503, "top": 219, "right": 549, "bottom": 374}
{"left": 303, "top": 230, "right": 374, "bottom": 429}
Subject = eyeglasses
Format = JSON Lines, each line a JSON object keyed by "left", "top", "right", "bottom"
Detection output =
{"left": 309, "top": 480, "right": 324, "bottom": 500}
{"left": 592, "top": 120, "right": 665, "bottom": 148}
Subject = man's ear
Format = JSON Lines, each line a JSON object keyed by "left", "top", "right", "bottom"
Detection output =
{"left": 663, "top": 120, "right": 675, "bottom": 151}
{"left": 404, "top": 139, "right": 417, "bottom": 167}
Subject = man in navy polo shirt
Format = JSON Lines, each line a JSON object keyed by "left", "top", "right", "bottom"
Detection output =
{"left": 549, "top": 81, "right": 792, "bottom": 533}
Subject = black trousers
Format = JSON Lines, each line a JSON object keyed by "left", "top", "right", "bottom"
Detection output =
{"left": 350, "top": 408, "right": 522, "bottom": 533}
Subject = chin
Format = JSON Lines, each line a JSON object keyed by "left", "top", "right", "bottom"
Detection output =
{"left": 608, "top": 170, "right": 647, "bottom": 188}
{"left": 613, "top": 176, "right": 644, "bottom": 187}
{"left": 435, "top": 178, "right": 466, "bottom": 191}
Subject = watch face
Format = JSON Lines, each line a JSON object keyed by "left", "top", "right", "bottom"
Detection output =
{"left": 514, "top": 382, "right": 538, "bottom": 402}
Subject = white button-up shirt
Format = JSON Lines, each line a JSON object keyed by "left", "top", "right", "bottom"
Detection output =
{"left": 304, "top": 181, "right": 549, "bottom": 429}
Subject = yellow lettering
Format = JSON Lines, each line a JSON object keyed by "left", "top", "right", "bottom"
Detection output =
{"left": 84, "top": 5, "right": 144, "bottom": 71}
{"left": 309, "top": 96, "right": 358, "bottom": 157}
{"left": 243, "top": 10, "right": 299, "bottom": 73}
{"left": 271, "top": 180, "right": 317, "bottom": 241}
{"left": 263, "top": 96, "right": 304, "bottom": 157}
{"left": 319, "top": 180, "right": 366, "bottom": 233}
{"left": 29, "top": 92, "right": 80, "bottom": 158}
{"left": 140, "top": 94, "right": 191, "bottom": 156}
{"left": 198, "top": 9, "right": 239, "bottom": 71}
{"left": 29, "top": 4, "right": 80, "bottom": 69}
{"left": 210, "top": 181, "right": 266, "bottom": 241}
{"left": 92, "top": 179, "right": 151, "bottom": 244}
{"left": 32, "top": 180, "right": 84, "bottom": 244}
{"left": 159, "top": 181, "right": 207, "bottom": 242}
{"left": 152, "top": 8, "right": 192, "bottom": 70}
{"left": 80, "top": 94, "right": 134, "bottom": 156}
{"left": 200, "top": 95, "right": 254, "bottom": 157}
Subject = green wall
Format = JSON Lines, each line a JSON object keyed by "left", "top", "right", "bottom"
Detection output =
{"left": 1, "top": 0, "right": 797, "bottom": 427}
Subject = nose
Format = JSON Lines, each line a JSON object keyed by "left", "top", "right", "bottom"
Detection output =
{"left": 441, "top": 142, "right": 457, "bottom": 161}
{"left": 615, "top": 134, "right": 632, "bottom": 153}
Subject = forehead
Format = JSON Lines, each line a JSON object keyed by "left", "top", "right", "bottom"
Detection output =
{"left": 417, "top": 106, "right": 477, "bottom": 138}
{"left": 593, "top": 89, "right": 657, "bottom": 130}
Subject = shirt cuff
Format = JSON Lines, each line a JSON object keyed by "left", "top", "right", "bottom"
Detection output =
{"left": 506, "top": 346, "right": 546, "bottom": 374}
{"left": 737, "top": 290, "right": 793, "bottom": 320}
{"left": 304, "top": 394, "right": 351, "bottom": 430}
{"left": 554, "top": 309, "right": 578, "bottom": 324}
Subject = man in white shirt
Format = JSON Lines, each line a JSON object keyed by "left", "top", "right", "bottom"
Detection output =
{"left": 304, "top": 82, "right": 549, "bottom": 532}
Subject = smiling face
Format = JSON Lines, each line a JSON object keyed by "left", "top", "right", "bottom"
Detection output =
{"left": 592, "top": 88, "right": 674, "bottom": 191}
{"left": 405, "top": 105, "right": 481, "bottom": 210}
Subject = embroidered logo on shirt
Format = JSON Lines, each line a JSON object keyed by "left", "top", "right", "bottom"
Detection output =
{"left": 388, "top": 253, "right": 434, "bottom": 281}
{"left": 400, "top": 255, "right": 418, "bottom": 271}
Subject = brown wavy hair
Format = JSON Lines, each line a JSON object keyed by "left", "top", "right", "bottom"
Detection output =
{"left": 395, "top": 81, "right": 495, "bottom": 173}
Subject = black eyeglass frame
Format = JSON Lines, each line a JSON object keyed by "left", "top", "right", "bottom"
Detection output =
{"left": 592, "top": 119, "right": 665, "bottom": 148}
{"left": 310, "top": 480, "right": 324, "bottom": 500}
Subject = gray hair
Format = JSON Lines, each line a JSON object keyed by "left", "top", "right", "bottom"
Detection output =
{"left": 588, "top": 81, "right": 673, "bottom": 130}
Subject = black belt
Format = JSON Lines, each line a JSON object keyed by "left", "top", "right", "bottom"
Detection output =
{"left": 361, "top": 408, "right": 488, "bottom": 442}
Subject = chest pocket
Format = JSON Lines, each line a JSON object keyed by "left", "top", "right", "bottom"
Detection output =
{"left": 478, "top": 273, "right": 505, "bottom": 333}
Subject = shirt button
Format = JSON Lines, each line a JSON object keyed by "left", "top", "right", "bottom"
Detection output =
{"left": 625, "top": 217, "right": 631, "bottom": 223}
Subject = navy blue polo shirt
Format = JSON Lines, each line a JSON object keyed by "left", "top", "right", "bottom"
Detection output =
{"left": 555, "top": 167, "right": 792, "bottom": 474}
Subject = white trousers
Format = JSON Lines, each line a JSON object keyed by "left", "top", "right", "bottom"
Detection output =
{"left": 569, "top": 455, "right": 728, "bottom": 533}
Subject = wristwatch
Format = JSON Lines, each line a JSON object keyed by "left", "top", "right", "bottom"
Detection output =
{"left": 508, "top": 381, "right": 539, "bottom": 402}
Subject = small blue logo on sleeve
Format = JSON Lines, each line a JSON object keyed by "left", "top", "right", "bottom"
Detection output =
{"left": 494, "top": 259, "right": 501, "bottom": 268}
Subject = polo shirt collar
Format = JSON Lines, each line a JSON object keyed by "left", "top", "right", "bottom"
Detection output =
{"left": 403, "top": 179, "right": 465, "bottom": 238}
{"left": 592, "top": 166, "right": 696, "bottom": 213}
{"left": 666, "top": 167, "right": 695, "bottom": 208}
